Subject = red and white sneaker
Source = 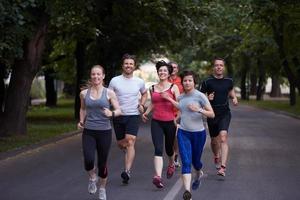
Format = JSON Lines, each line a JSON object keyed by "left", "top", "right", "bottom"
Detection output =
{"left": 166, "top": 164, "right": 175, "bottom": 179}
{"left": 152, "top": 176, "right": 164, "bottom": 188}
{"left": 217, "top": 165, "right": 226, "bottom": 177}
{"left": 214, "top": 157, "right": 221, "bottom": 170}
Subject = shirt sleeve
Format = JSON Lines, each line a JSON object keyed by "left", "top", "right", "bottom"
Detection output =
{"left": 199, "top": 92, "right": 210, "bottom": 107}
{"left": 139, "top": 79, "right": 147, "bottom": 94}
{"left": 108, "top": 79, "right": 114, "bottom": 90}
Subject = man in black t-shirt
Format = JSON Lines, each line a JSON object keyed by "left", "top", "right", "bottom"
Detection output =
{"left": 200, "top": 58, "right": 238, "bottom": 177}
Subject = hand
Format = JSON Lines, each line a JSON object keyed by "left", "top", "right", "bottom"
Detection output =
{"left": 208, "top": 92, "right": 215, "bottom": 101}
{"left": 102, "top": 107, "right": 113, "bottom": 117}
{"left": 138, "top": 104, "right": 145, "bottom": 114}
{"left": 161, "top": 92, "right": 171, "bottom": 100}
{"left": 188, "top": 103, "right": 201, "bottom": 112}
{"left": 142, "top": 113, "right": 149, "bottom": 122}
{"left": 77, "top": 122, "right": 84, "bottom": 130}
{"left": 232, "top": 97, "right": 238, "bottom": 106}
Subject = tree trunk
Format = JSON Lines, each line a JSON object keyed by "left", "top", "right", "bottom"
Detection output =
{"left": 74, "top": 40, "right": 87, "bottom": 120}
{"left": 45, "top": 68, "right": 57, "bottom": 107}
{"left": 292, "top": 56, "right": 300, "bottom": 93}
{"left": 240, "top": 54, "right": 250, "bottom": 100}
{"left": 270, "top": 75, "right": 281, "bottom": 97}
{"left": 250, "top": 73, "right": 257, "bottom": 95}
{"left": 256, "top": 58, "right": 265, "bottom": 101}
{"left": 272, "top": 17, "right": 297, "bottom": 105}
{"left": 0, "top": 12, "right": 48, "bottom": 137}
{"left": 0, "top": 63, "right": 6, "bottom": 113}
{"left": 290, "top": 81, "right": 296, "bottom": 106}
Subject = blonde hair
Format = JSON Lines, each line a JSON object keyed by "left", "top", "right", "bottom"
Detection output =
{"left": 80, "top": 65, "right": 105, "bottom": 90}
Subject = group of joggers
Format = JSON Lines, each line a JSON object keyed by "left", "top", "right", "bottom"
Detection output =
{"left": 77, "top": 54, "right": 238, "bottom": 200}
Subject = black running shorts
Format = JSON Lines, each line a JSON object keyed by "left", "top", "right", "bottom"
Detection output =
{"left": 207, "top": 111, "right": 231, "bottom": 137}
{"left": 112, "top": 115, "right": 140, "bottom": 140}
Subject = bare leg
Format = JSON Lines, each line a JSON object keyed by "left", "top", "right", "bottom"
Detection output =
{"left": 210, "top": 136, "right": 221, "bottom": 158}
{"left": 154, "top": 156, "right": 163, "bottom": 177}
{"left": 182, "top": 173, "right": 192, "bottom": 191}
{"left": 219, "top": 131, "right": 228, "bottom": 167}
{"left": 88, "top": 167, "right": 97, "bottom": 180}
{"left": 98, "top": 177, "right": 107, "bottom": 188}
{"left": 124, "top": 134, "right": 136, "bottom": 171}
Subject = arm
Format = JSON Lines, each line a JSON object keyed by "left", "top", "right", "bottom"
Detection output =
{"left": 188, "top": 103, "right": 215, "bottom": 118}
{"left": 103, "top": 89, "right": 122, "bottom": 118}
{"left": 161, "top": 90, "right": 179, "bottom": 108}
{"left": 229, "top": 88, "right": 238, "bottom": 106}
{"left": 142, "top": 101, "right": 153, "bottom": 122}
{"left": 138, "top": 90, "right": 148, "bottom": 113}
{"left": 77, "top": 90, "right": 87, "bottom": 129}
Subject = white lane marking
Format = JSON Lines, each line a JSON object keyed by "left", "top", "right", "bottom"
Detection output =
{"left": 163, "top": 178, "right": 182, "bottom": 200}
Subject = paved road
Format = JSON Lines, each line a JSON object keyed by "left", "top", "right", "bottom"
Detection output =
{"left": 0, "top": 105, "right": 300, "bottom": 200}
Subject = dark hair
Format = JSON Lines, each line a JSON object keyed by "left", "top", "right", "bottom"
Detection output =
{"left": 212, "top": 57, "right": 225, "bottom": 66}
{"left": 156, "top": 60, "right": 173, "bottom": 75}
{"left": 180, "top": 70, "right": 197, "bottom": 85}
{"left": 122, "top": 53, "right": 136, "bottom": 64}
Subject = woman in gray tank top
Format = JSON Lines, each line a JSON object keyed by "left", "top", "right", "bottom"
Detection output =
{"left": 77, "top": 65, "right": 122, "bottom": 200}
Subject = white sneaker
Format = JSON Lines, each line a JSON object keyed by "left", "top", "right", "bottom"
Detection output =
{"left": 88, "top": 177, "right": 98, "bottom": 194}
{"left": 99, "top": 188, "right": 107, "bottom": 200}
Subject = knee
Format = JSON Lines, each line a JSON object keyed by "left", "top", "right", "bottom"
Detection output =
{"left": 126, "top": 135, "right": 136, "bottom": 147}
{"left": 219, "top": 132, "right": 228, "bottom": 143}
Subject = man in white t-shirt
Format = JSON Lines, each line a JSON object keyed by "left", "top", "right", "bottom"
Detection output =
{"left": 109, "top": 54, "right": 147, "bottom": 184}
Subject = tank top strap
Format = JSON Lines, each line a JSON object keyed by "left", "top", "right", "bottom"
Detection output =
{"left": 169, "top": 83, "right": 174, "bottom": 90}
{"left": 102, "top": 87, "right": 109, "bottom": 102}
{"left": 86, "top": 88, "right": 91, "bottom": 99}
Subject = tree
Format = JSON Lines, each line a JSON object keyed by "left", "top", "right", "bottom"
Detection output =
{"left": 0, "top": 1, "right": 49, "bottom": 136}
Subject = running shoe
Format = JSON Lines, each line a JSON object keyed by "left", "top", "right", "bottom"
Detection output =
{"left": 88, "top": 177, "right": 98, "bottom": 194}
{"left": 152, "top": 176, "right": 164, "bottom": 188}
{"left": 214, "top": 157, "right": 221, "bottom": 170}
{"left": 192, "top": 170, "right": 204, "bottom": 190}
{"left": 166, "top": 164, "right": 175, "bottom": 179}
{"left": 98, "top": 188, "right": 106, "bottom": 200}
{"left": 183, "top": 190, "right": 192, "bottom": 200}
{"left": 174, "top": 155, "right": 181, "bottom": 168}
{"left": 217, "top": 165, "right": 226, "bottom": 177}
{"left": 121, "top": 170, "right": 131, "bottom": 184}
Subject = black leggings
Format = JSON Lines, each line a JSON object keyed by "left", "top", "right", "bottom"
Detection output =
{"left": 82, "top": 129, "right": 112, "bottom": 178}
{"left": 151, "top": 119, "right": 176, "bottom": 157}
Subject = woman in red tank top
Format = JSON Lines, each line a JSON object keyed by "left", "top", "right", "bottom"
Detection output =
{"left": 142, "top": 60, "right": 180, "bottom": 189}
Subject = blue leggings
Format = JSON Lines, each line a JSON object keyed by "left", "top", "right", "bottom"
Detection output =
{"left": 177, "top": 128, "right": 206, "bottom": 174}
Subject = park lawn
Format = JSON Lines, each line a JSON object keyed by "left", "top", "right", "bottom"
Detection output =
{"left": 240, "top": 98, "right": 300, "bottom": 118}
{"left": 0, "top": 99, "right": 77, "bottom": 153}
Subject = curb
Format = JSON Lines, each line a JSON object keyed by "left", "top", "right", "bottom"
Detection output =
{"left": 0, "top": 130, "right": 81, "bottom": 161}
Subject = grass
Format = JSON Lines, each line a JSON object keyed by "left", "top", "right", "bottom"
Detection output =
{"left": 240, "top": 96, "right": 300, "bottom": 117}
{"left": 0, "top": 98, "right": 77, "bottom": 153}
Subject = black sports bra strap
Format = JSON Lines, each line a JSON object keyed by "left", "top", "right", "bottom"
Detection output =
{"left": 169, "top": 83, "right": 174, "bottom": 90}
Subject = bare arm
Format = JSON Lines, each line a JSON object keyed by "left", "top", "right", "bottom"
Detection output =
{"left": 142, "top": 101, "right": 153, "bottom": 122}
{"left": 188, "top": 102, "right": 215, "bottom": 118}
{"left": 138, "top": 90, "right": 148, "bottom": 113}
{"left": 77, "top": 90, "right": 87, "bottom": 129}
{"left": 103, "top": 89, "right": 122, "bottom": 117}
{"left": 161, "top": 92, "right": 179, "bottom": 108}
{"left": 229, "top": 88, "right": 238, "bottom": 106}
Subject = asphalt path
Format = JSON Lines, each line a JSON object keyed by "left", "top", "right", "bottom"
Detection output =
{"left": 0, "top": 104, "right": 300, "bottom": 200}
